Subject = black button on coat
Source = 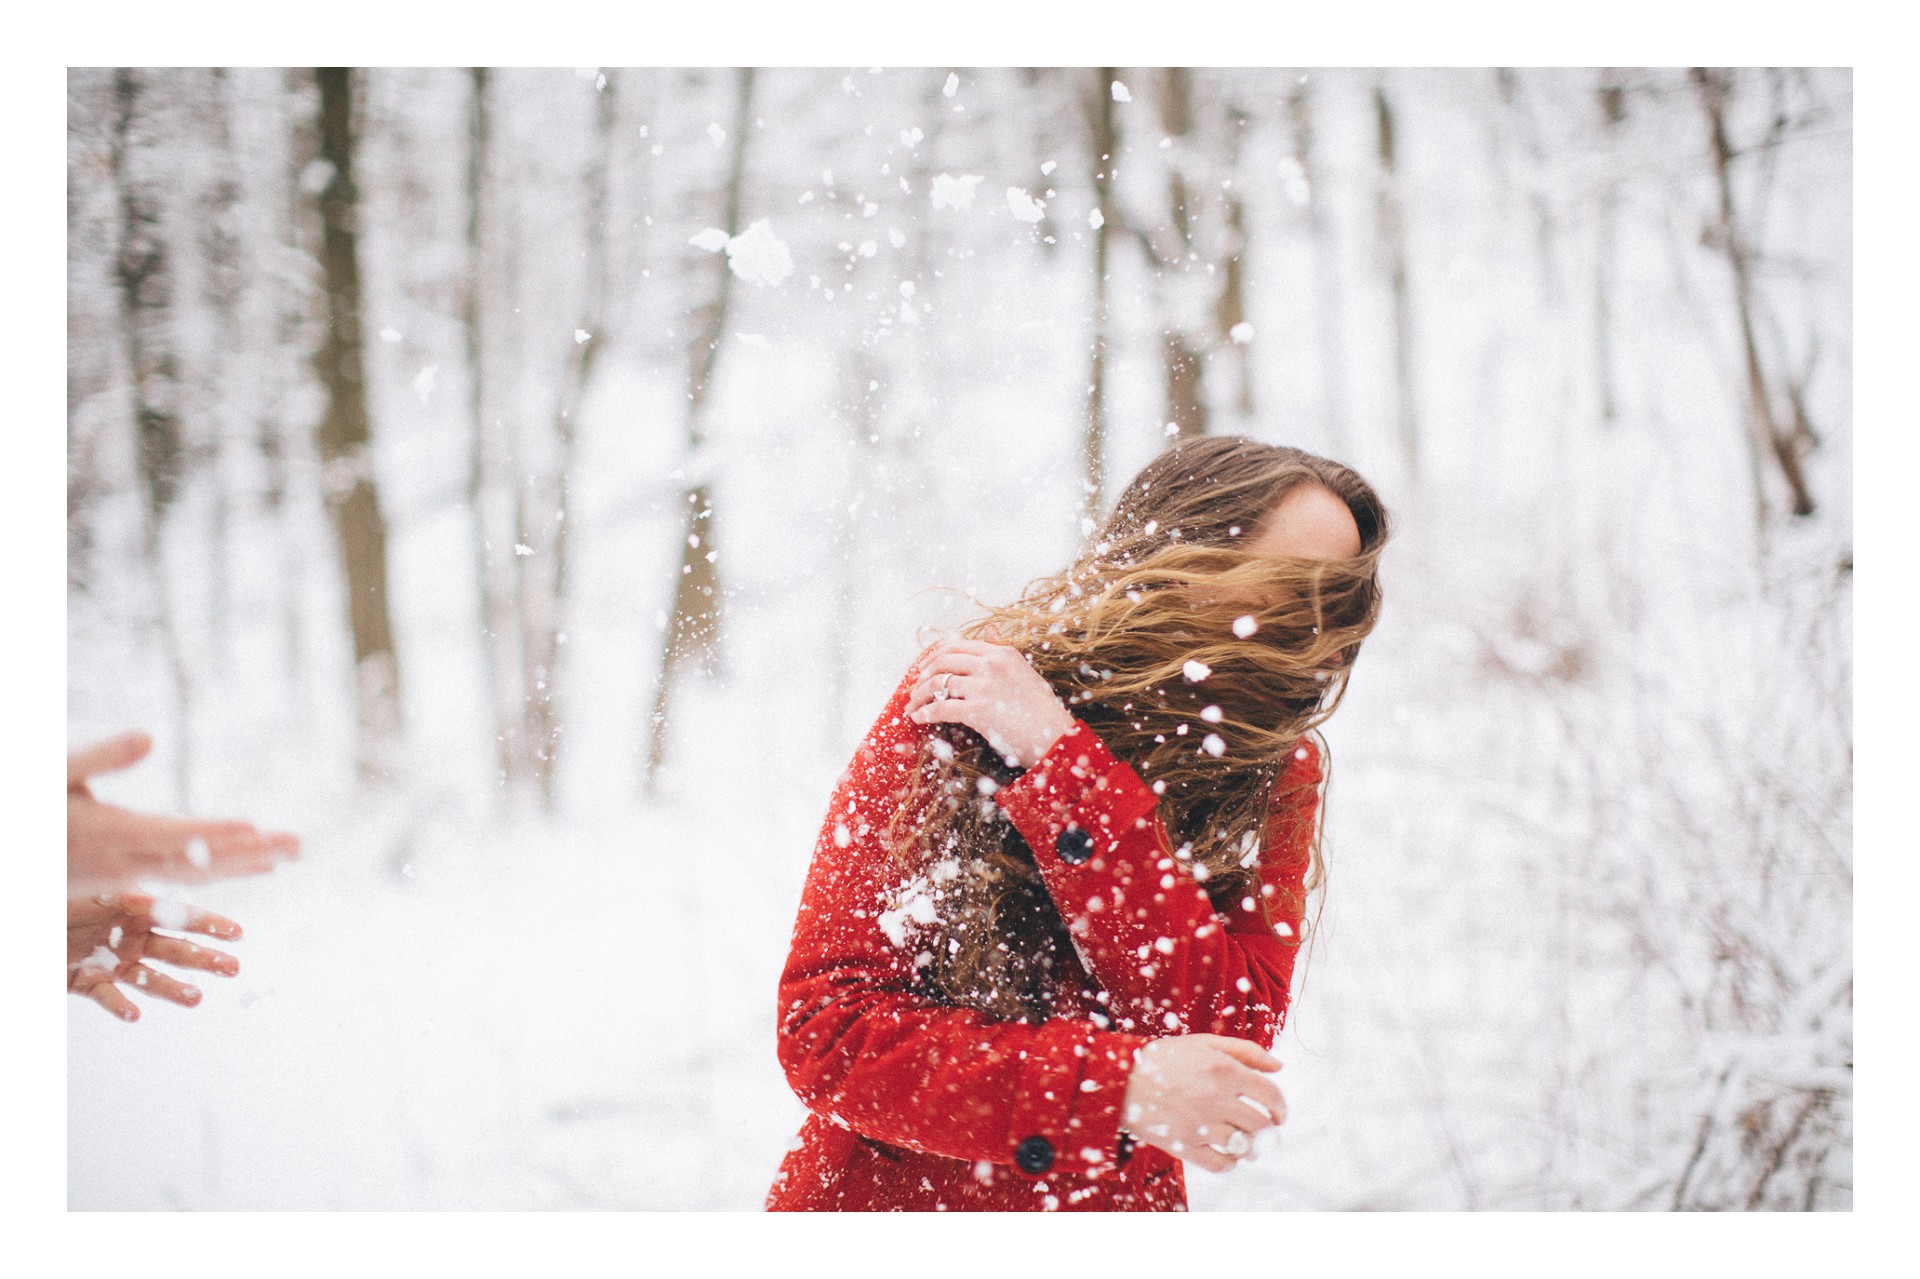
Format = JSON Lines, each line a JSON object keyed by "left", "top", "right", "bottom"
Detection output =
{"left": 1055, "top": 825, "right": 1095, "bottom": 865}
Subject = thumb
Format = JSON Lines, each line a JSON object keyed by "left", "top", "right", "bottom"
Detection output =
{"left": 69, "top": 731, "right": 152, "bottom": 789}
{"left": 1205, "top": 1035, "right": 1283, "bottom": 1073}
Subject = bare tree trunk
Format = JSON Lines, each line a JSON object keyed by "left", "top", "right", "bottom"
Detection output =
{"left": 464, "top": 67, "right": 525, "bottom": 795}
{"left": 522, "top": 73, "right": 617, "bottom": 809}
{"left": 1374, "top": 78, "right": 1420, "bottom": 485}
{"left": 1594, "top": 69, "right": 1627, "bottom": 428}
{"left": 312, "top": 67, "right": 404, "bottom": 779}
{"left": 1158, "top": 68, "right": 1209, "bottom": 441}
{"left": 264, "top": 69, "right": 317, "bottom": 722}
{"left": 645, "top": 67, "right": 755, "bottom": 790}
{"left": 110, "top": 68, "right": 193, "bottom": 808}
{"left": 1213, "top": 102, "right": 1255, "bottom": 422}
{"left": 1693, "top": 67, "right": 1816, "bottom": 529}
{"left": 1082, "top": 67, "right": 1116, "bottom": 530}
{"left": 1288, "top": 79, "right": 1350, "bottom": 456}
{"left": 199, "top": 68, "right": 245, "bottom": 669}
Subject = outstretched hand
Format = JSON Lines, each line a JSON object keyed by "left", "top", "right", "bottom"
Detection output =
{"left": 68, "top": 731, "right": 300, "bottom": 888}
{"left": 1121, "top": 1034, "right": 1287, "bottom": 1174}
{"left": 67, "top": 892, "right": 243, "bottom": 1022}
{"left": 904, "top": 630, "right": 1075, "bottom": 768}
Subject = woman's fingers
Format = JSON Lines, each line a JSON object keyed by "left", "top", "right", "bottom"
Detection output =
{"left": 132, "top": 816, "right": 298, "bottom": 881}
{"left": 1202, "top": 1034, "right": 1283, "bottom": 1073}
{"left": 1181, "top": 1143, "right": 1235, "bottom": 1174}
{"left": 82, "top": 979, "right": 141, "bottom": 1022}
{"left": 161, "top": 904, "right": 243, "bottom": 941}
{"left": 1224, "top": 1095, "right": 1281, "bottom": 1134}
{"left": 128, "top": 964, "right": 201, "bottom": 1007}
{"left": 144, "top": 933, "right": 240, "bottom": 976}
{"left": 68, "top": 731, "right": 153, "bottom": 788}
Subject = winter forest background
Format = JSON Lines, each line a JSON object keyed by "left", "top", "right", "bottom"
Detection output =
{"left": 66, "top": 66, "right": 1851, "bottom": 1210}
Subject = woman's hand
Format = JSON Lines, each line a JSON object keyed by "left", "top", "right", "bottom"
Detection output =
{"left": 67, "top": 892, "right": 243, "bottom": 1022}
{"left": 68, "top": 731, "right": 300, "bottom": 888}
{"left": 904, "top": 632, "right": 1075, "bottom": 768}
{"left": 1121, "top": 1033, "right": 1286, "bottom": 1173}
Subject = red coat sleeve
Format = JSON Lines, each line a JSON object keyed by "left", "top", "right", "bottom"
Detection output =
{"left": 993, "top": 720, "right": 1322, "bottom": 1048}
{"left": 775, "top": 657, "right": 1151, "bottom": 1181}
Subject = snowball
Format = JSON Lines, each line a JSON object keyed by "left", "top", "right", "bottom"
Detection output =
{"left": 1005, "top": 187, "right": 1046, "bottom": 223}
{"left": 1111, "top": 80, "right": 1132, "bottom": 102}
{"left": 689, "top": 227, "right": 730, "bottom": 252}
{"left": 930, "top": 173, "right": 984, "bottom": 210}
{"left": 725, "top": 220, "right": 795, "bottom": 286}
{"left": 1088, "top": 208, "right": 1104, "bottom": 230}
{"left": 1233, "top": 615, "right": 1258, "bottom": 638}
{"left": 1200, "top": 705, "right": 1223, "bottom": 723}
{"left": 1229, "top": 322, "right": 1255, "bottom": 345}
{"left": 574, "top": 329, "right": 592, "bottom": 345}
{"left": 1201, "top": 733, "right": 1226, "bottom": 756}
{"left": 1183, "top": 659, "right": 1212, "bottom": 682}
{"left": 1040, "top": 160, "right": 1057, "bottom": 176}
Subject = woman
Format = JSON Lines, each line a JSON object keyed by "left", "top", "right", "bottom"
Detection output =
{"left": 767, "top": 435, "right": 1388, "bottom": 1211}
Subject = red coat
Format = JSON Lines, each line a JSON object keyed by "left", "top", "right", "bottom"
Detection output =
{"left": 766, "top": 653, "right": 1323, "bottom": 1211}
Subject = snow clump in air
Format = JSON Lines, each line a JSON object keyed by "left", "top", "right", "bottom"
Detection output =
{"left": 689, "top": 227, "right": 731, "bottom": 252}
{"left": 930, "top": 173, "right": 984, "bottom": 210}
{"left": 1233, "top": 614, "right": 1259, "bottom": 638}
{"left": 1229, "top": 322, "right": 1255, "bottom": 345}
{"left": 1005, "top": 187, "right": 1046, "bottom": 223}
{"left": 1111, "top": 80, "right": 1132, "bottom": 102}
{"left": 943, "top": 73, "right": 959, "bottom": 98}
{"left": 1089, "top": 208, "right": 1105, "bottom": 230}
{"left": 725, "top": 220, "right": 795, "bottom": 285}
{"left": 1201, "top": 733, "right": 1226, "bottom": 757}
{"left": 1182, "top": 659, "right": 1212, "bottom": 682}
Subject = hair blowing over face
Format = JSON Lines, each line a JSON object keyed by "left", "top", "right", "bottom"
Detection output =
{"left": 885, "top": 436, "right": 1390, "bottom": 1022}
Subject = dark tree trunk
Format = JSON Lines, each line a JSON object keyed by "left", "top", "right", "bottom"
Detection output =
{"left": 646, "top": 67, "right": 755, "bottom": 790}
{"left": 1374, "top": 79, "right": 1419, "bottom": 485}
{"left": 312, "top": 67, "right": 404, "bottom": 778}
{"left": 110, "top": 68, "right": 193, "bottom": 807}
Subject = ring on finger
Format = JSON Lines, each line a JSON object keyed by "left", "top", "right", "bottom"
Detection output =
{"left": 1223, "top": 1130, "right": 1251, "bottom": 1158}
{"left": 934, "top": 673, "right": 954, "bottom": 701}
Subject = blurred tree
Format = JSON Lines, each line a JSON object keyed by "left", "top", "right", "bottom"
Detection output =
{"left": 1692, "top": 67, "right": 1818, "bottom": 531}
{"left": 646, "top": 67, "right": 756, "bottom": 790}
{"left": 1080, "top": 66, "right": 1116, "bottom": 528}
{"left": 312, "top": 67, "right": 404, "bottom": 779}
{"left": 109, "top": 67, "right": 194, "bottom": 805}
{"left": 463, "top": 67, "right": 527, "bottom": 795}
{"left": 1373, "top": 76, "right": 1419, "bottom": 486}
{"left": 1287, "top": 76, "right": 1350, "bottom": 457}
{"left": 519, "top": 70, "right": 618, "bottom": 808}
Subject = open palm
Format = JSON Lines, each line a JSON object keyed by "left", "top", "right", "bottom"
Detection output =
{"left": 67, "top": 893, "right": 242, "bottom": 1022}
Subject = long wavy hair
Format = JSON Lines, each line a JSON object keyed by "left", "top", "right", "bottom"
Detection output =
{"left": 885, "top": 436, "right": 1389, "bottom": 1021}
